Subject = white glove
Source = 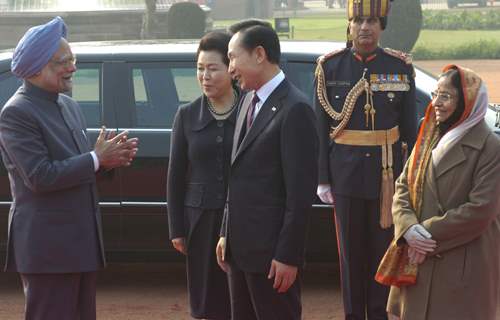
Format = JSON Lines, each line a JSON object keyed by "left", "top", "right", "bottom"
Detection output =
{"left": 317, "top": 184, "right": 334, "bottom": 204}
{"left": 403, "top": 224, "right": 436, "bottom": 254}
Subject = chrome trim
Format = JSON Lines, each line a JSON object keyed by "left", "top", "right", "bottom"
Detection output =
{"left": 121, "top": 128, "right": 172, "bottom": 133}
{"left": 0, "top": 201, "right": 121, "bottom": 208}
{"left": 100, "top": 202, "right": 121, "bottom": 207}
{"left": 122, "top": 201, "right": 167, "bottom": 207}
{"left": 312, "top": 204, "right": 334, "bottom": 209}
{"left": 0, "top": 201, "right": 332, "bottom": 209}
{"left": 87, "top": 128, "right": 172, "bottom": 133}
{"left": 120, "top": 201, "right": 332, "bottom": 209}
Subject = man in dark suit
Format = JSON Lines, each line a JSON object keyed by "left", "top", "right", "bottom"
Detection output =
{"left": 215, "top": 20, "right": 318, "bottom": 320}
{"left": 0, "top": 17, "right": 138, "bottom": 320}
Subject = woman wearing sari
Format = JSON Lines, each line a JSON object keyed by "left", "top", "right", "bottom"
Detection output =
{"left": 376, "top": 65, "right": 500, "bottom": 320}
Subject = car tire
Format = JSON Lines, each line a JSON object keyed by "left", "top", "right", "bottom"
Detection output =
{"left": 447, "top": 0, "right": 457, "bottom": 7}
{"left": 478, "top": 0, "right": 486, "bottom": 6}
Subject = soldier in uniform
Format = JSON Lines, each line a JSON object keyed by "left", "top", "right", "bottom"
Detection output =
{"left": 314, "top": 0, "right": 417, "bottom": 319}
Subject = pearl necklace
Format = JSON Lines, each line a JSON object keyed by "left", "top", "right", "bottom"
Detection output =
{"left": 207, "top": 90, "right": 238, "bottom": 116}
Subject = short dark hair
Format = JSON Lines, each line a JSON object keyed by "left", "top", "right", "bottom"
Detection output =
{"left": 437, "top": 68, "right": 466, "bottom": 133}
{"left": 228, "top": 19, "right": 281, "bottom": 65}
{"left": 196, "top": 31, "right": 232, "bottom": 66}
{"left": 228, "top": 19, "right": 273, "bottom": 35}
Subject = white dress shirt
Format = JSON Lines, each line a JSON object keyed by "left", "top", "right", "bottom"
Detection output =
{"left": 251, "top": 70, "right": 285, "bottom": 120}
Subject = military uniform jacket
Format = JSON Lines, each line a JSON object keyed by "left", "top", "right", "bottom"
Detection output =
{"left": 314, "top": 47, "right": 417, "bottom": 199}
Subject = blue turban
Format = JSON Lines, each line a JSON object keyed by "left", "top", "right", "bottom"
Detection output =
{"left": 11, "top": 16, "right": 67, "bottom": 79}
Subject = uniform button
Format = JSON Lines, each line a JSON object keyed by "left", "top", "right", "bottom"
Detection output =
{"left": 217, "top": 194, "right": 224, "bottom": 199}
{"left": 216, "top": 156, "right": 223, "bottom": 162}
{"left": 217, "top": 175, "right": 223, "bottom": 181}
{"left": 216, "top": 136, "right": 223, "bottom": 143}
{"left": 217, "top": 121, "right": 224, "bottom": 127}
{"left": 365, "top": 153, "right": 371, "bottom": 157}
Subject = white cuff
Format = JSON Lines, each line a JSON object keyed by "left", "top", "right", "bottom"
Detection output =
{"left": 90, "top": 151, "right": 100, "bottom": 172}
{"left": 317, "top": 184, "right": 331, "bottom": 194}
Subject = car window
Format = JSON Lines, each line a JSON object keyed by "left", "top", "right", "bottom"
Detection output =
{"left": 131, "top": 65, "right": 198, "bottom": 129}
{"left": 70, "top": 66, "right": 101, "bottom": 128}
{"left": 282, "top": 61, "right": 316, "bottom": 106}
{"left": 0, "top": 72, "right": 22, "bottom": 109}
{"left": 0, "top": 67, "right": 102, "bottom": 128}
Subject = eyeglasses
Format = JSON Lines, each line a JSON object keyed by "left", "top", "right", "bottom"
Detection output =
{"left": 431, "top": 91, "right": 454, "bottom": 103}
{"left": 50, "top": 55, "right": 77, "bottom": 68}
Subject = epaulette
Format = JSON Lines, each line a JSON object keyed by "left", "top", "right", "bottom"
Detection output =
{"left": 316, "top": 47, "right": 349, "bottom": 65}
{"left": 383, "top": 48, "right": 413, "bottom": 65}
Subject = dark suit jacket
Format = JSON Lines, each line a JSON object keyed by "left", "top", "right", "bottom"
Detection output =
{"left": 222, "top": 78, "right": 319, "bottom": 273}
{"left": 167, "top": 94, "right": 237, "bottom": 242}
{"left": 0, "top": 82, "right": 105, "bottom": 273}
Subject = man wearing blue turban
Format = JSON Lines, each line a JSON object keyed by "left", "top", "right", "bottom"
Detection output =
{"left": 0, "top": 16, "right": 139, "bottom": 320}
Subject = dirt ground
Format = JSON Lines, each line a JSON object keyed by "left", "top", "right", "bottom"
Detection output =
{"left": 416, "top": 59, "right": 500, "bottom": 103}
{"left": 0, "top": 263, "right": 343, "bottom": 320}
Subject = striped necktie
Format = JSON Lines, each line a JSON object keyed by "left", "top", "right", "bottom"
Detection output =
{"left": 246, "top": 92, "right": 260, "bottom": 129}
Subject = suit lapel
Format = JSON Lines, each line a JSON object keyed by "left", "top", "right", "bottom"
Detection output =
{"left": 233, "top": 80, "right": 288, "bottom": 163}
{"left": 232, "top": 93, "right": 253, "bottom": 163}
{"left": 435, "top": 121, "right": 491, "bottom": 179}
{"left": 434, "top": 143, "right": 466, "bottom": 179}
{"left": 57, "top": 97, "right": 87, "bottom": 154}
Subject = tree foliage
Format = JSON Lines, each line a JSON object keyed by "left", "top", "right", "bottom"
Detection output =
{"left": 166, "top": 2, "right": 205, "bottom": 39}
{"left": 380, "top": 0, "right": 422, "bottom": 53}
{"left": 422, "top": 9, "right": 500, "bottom": 30}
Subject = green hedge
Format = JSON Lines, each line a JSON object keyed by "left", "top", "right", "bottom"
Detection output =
{"left": 423, "top": 9, "right": 500, "bottom": 30}
{"left": 413, "top": 39, "right": 500, "bottom": 60}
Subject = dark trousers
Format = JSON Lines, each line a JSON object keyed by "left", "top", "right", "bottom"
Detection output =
{"left": 334, "top": 195, "right": 392, "bottom": 320}
{"left": 227, "top": 259, "right": 301, "bottom": 320}
{"left": 20, "top": 272, "right": 97, "bottom": 320}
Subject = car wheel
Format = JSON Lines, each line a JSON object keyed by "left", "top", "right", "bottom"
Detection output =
{"left": 478, "top": 0, "right": 486, "bottom": 6}
{"left": 447, "top": 0, "right": 456, "bottom": 7}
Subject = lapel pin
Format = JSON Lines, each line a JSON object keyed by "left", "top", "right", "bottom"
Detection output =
{"left": 272, "top": 106, "right": 277, "bottom": 112}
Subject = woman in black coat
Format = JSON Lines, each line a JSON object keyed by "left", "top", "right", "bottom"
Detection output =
{"left": 167, "top": 31, "right": 239, "bottom": 320}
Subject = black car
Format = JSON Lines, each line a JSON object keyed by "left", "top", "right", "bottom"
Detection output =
{"left": 0, "top": 40, "right": 498, "bottom": 263}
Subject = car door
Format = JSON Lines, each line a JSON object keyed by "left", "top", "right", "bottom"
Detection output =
{"left": 74, "top": 61, "right": 122, "bottom": 254}
{"left": 114, "top": 59, "right": 198, "bottom": 261}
